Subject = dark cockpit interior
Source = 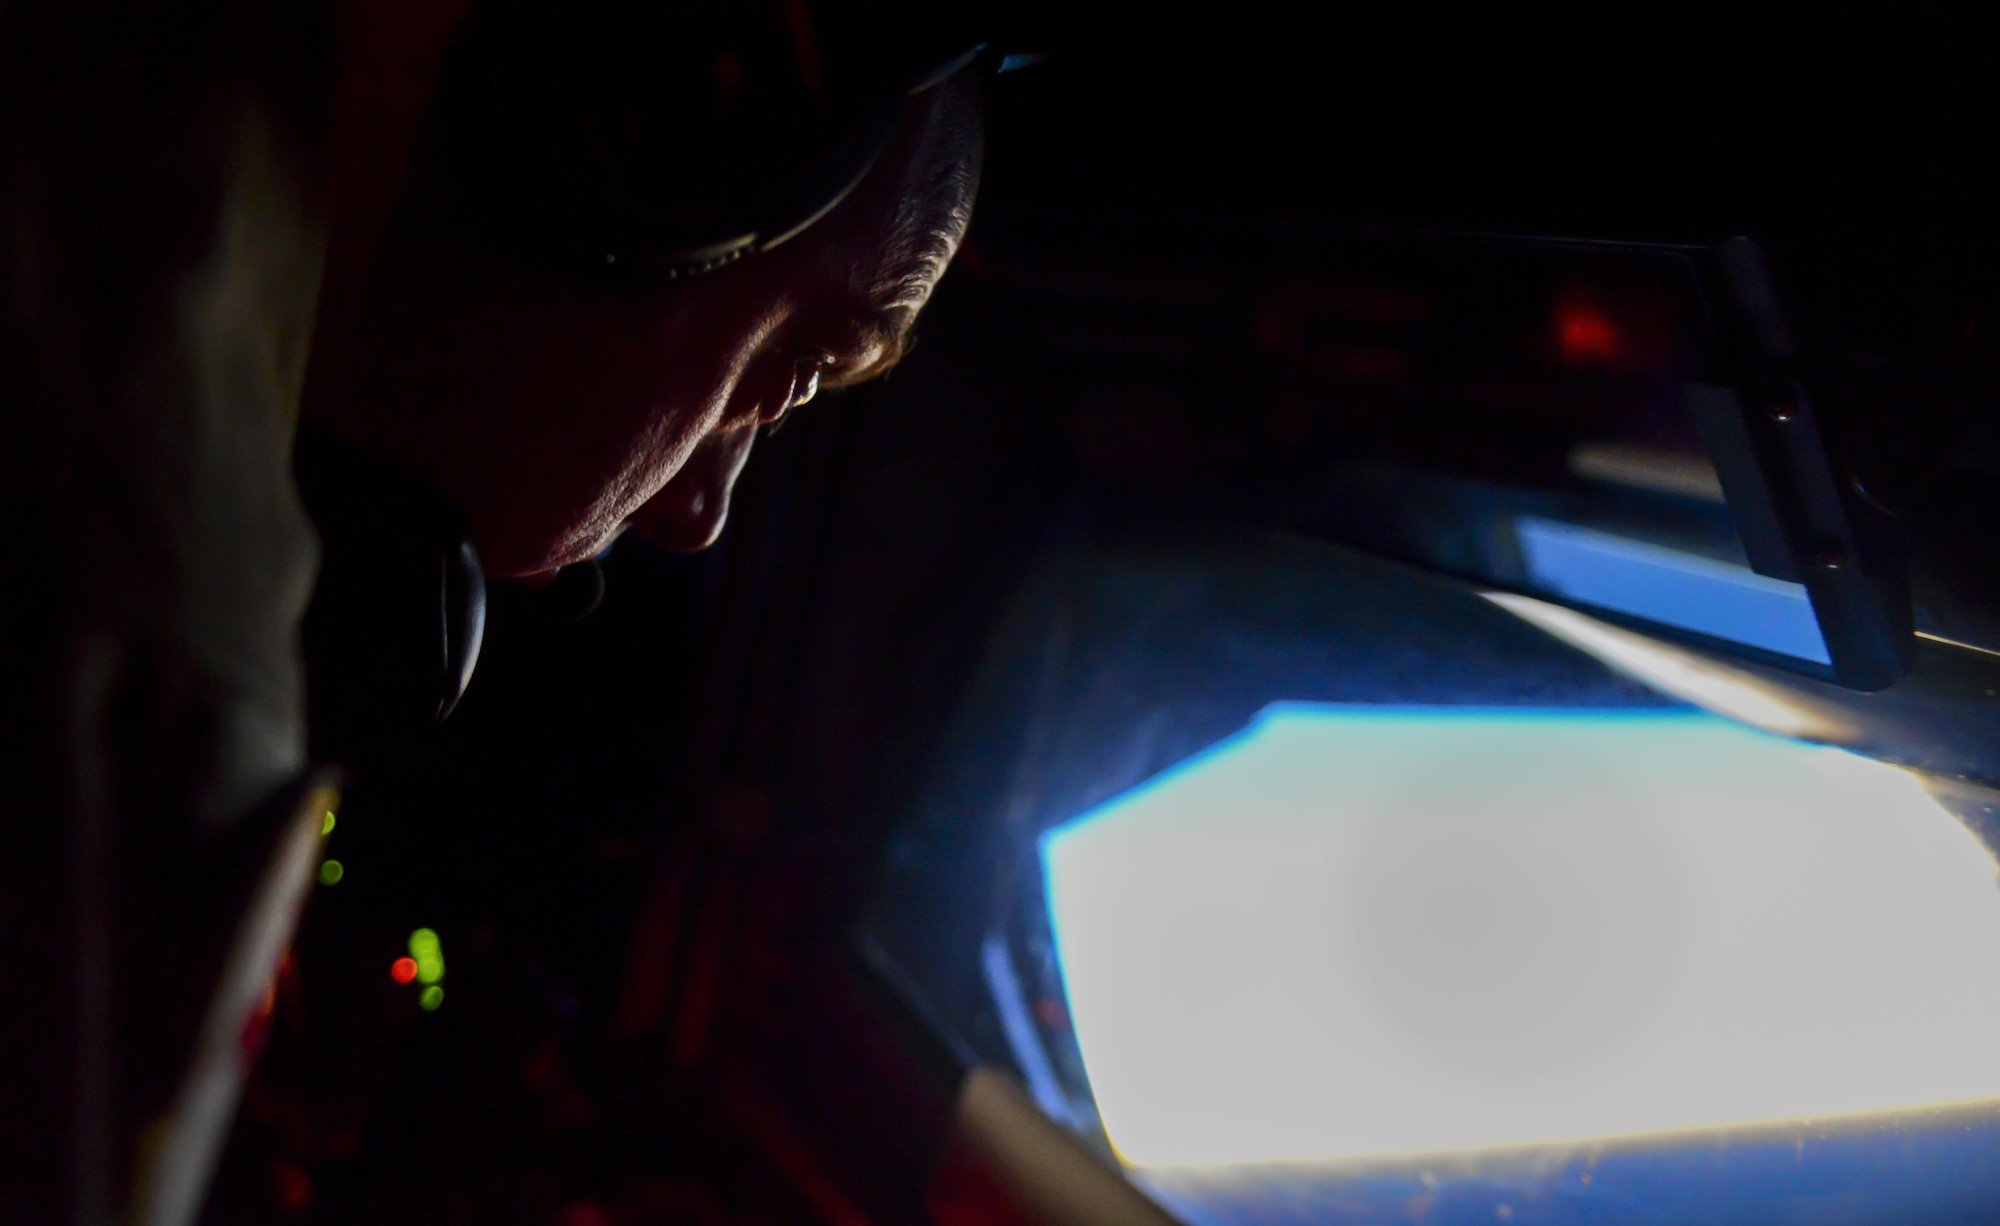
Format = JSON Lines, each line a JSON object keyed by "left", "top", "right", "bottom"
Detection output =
{"left": 10, "top": 5, "right": 2000, "bottom": 1225}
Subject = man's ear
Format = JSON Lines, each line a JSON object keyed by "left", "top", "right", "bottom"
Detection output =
{"left": 629, "top": 426, "right": 759, "bottom": 554}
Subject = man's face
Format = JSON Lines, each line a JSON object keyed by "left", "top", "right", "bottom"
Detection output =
{"left": 308, "top": 41, "right": 982, "bottom": 578}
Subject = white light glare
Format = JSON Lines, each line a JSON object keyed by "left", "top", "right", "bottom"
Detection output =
{"left": 1041, "top": 706, "right": 2000, "bottom": 1169}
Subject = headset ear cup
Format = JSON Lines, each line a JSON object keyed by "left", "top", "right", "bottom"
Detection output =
{"left": 439, "top": 538, "right": 488, "bottom": 720}
{"left": 295, "top": 429, "right": 489, "bottom": 765}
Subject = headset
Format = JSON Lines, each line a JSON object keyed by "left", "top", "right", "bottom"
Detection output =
{"left": 435, "top": 0, "right": 999, "bottom": 283}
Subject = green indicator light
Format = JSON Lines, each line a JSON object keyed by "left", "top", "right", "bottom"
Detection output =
{"left": 321, "top": 811, "right": 336, "bottom": 836}
{"left": 408, "top": 928, "right": 445, "bottom": 984}
{"left": 419, "top": 985, "right": 444, "bottom": 1011}
{"left": 318, "top": 860, "right": 344, "bottom": 886}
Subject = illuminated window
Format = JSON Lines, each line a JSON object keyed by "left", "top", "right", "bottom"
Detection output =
{"left": 1041, "top": 705, "right": 2000, "bottom": 1169}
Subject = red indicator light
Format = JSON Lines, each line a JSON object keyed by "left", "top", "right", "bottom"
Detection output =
{"left": 1557, "top": 306, "right": 1623, "bottom": 363}
{"left": 272, "top": 1159, "right": 314, "bottom": 1212}
{"left": 390, "top": 956, "right": 419, "bottom": 984}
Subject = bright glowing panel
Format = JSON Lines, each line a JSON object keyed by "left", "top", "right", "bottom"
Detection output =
{"left": 1041, "top": 705, "right": 2000, "bottom": 1169}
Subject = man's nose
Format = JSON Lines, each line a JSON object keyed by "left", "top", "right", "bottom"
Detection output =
{"left": 630, "top": 426, "right": 758, "bottom": 553}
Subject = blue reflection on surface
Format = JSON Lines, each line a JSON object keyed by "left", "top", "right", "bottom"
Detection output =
{"left": 1515, "top": 517, "right": 1829, "bottom": 665}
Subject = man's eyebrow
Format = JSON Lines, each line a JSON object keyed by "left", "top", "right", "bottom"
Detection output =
{"left": 827, "top": 197, "right": 963, "bottom": 386}
{"left": 870, "top": 200, "right": 964, "bottom": 309}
